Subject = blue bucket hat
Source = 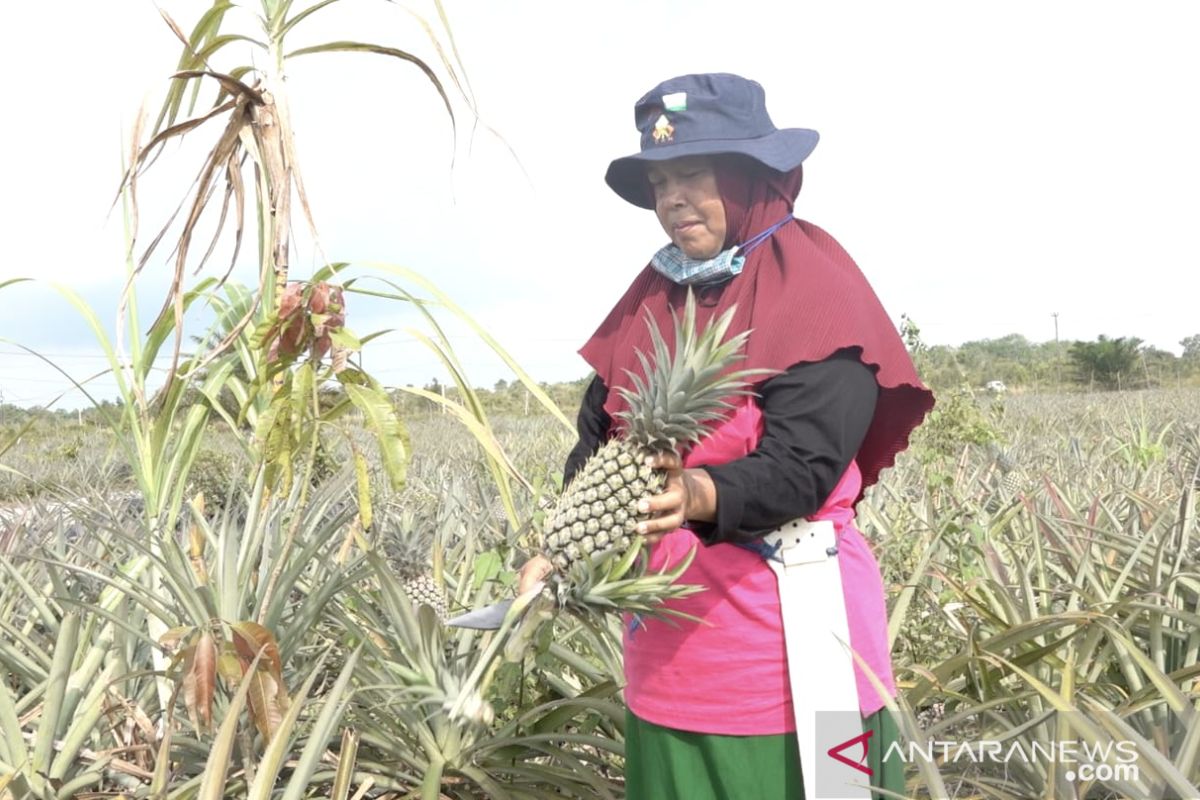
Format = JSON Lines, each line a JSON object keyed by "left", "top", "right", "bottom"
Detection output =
{"left": 604, "top": 73, "right": 820, "bottom": 209}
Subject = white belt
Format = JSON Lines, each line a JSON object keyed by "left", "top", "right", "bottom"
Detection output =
{"left": 763, "top": 519, "right": 872, "bottom": 800}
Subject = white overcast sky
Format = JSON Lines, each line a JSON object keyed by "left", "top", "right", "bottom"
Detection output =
{"left": 1, "top": 1, "right": 1197, "bottom": 409}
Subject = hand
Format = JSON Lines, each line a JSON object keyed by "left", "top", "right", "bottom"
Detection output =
{"left": 635, "top": 452, "right": 716, "bottom": 545}
{"left": 516, "top": 554, "right": 554, "bottom": 596}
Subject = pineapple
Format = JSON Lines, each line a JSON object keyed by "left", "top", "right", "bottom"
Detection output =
{"left": 1000, "top": 469, "right": 1024, "bottom": 497}
{"left": 401, "top": 570, "right": 447, "bottom": 623}
{"left": 380, "top": 506, "right": 448, "bottom": 622}
{"left": 993, "top": 447, "right": 1024, "bottom": 499}
{"left": 543, "top": 291, "right": 759, "bottom": 574}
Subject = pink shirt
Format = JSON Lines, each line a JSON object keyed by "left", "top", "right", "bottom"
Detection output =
{"left": 623, "top": 397, "right": 896, "bottom": 735}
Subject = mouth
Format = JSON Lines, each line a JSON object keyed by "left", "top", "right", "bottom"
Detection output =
{"left": 673, "top": 220, "right": 701, "bottom": 233}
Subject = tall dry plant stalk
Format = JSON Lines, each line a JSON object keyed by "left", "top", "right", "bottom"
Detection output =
{"left": 121, "top": 0, "right": 475, "bottom": 393}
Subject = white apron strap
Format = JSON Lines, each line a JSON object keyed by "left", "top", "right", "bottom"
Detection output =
{"left": 763, "top": 520, "right": 872, "bottom": 800}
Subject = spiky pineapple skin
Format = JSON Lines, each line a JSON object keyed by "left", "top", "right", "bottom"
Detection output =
{"left": 402, "top": 572, "right": 448, "bottom": 622}
{"left": 543, "top": 440, "right": 664, "bottom": 571}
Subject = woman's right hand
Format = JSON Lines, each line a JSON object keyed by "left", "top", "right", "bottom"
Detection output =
{"left": 516, "top": 554, "right": 554, "bottom": 596}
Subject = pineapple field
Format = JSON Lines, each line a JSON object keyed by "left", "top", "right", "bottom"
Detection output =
{"left": 3, "top": 373, "right": 1199, "bottom": 798}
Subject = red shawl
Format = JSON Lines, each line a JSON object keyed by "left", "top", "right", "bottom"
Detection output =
{"left": 579, "top": 157, "right": 934, "bottom": 496}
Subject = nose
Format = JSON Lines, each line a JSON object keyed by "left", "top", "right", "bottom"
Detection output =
{"left": 658, "top": 177, "right": 686, "bottom": 207}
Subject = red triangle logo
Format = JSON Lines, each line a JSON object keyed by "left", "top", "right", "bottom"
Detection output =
{"left": 827, "top": 729, "right": 874, "bottom": 777}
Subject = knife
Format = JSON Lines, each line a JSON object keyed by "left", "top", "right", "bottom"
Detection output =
{"left": 445, "top": 598, "right": 515, "bottom": 630}
{"left": 445, "top": 581, "right": 547, "bottom": 630}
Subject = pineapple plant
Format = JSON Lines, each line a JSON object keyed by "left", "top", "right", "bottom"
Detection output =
{"left": 992, "top": 446, "right": 1025, "bottom": 499}
{"left": 380, "top": 505, "right": 448, "bottom": 622}
{"left": 540, "top": 291, "right": 763, "bottom": 604}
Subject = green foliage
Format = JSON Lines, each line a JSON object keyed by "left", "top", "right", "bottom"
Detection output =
{"left": 6, "top": 385, "right": 1200, "bottom": 797}
{"left": 860, "top": 389, "right": 1200, "bottom": 798}
{"left": 1180, "top": 333, "right": 1200, "bottom": 364}
{"left": 54, "top": 436, "right": 82, "bottom": 462}
{"left": 911, "top": 385, "right": 1002, "bottom": 464}
{"left": 310, "top": 431, "right": 342, "bottom": 487}
{"left": 187, "top": 442, "right": 242, "bottom": 508}
{"left": 1069, "top": 334, "right": 1145, "bottom": 390}
{"left": 901, "top": 314, "right": 1002, "bottom": 467}
{"left": 891, "top": 314, "right": 1200, "bottom": 393}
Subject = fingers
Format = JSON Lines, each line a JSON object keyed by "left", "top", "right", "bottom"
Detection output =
{"left": 636, "top": 481, "right": 685, "bottom": 516}
{"left": 645, "top": 451, "right": 683, "bottom": 471}
{"left": 637, "top": 508, "right": 686, "bottom": 537}
{"left": 635, "top": 480, "right": 687, "bottom": 537}
{"left": 517, "top": 554, "right": 554, "bottom": 595}
{"left": 635, "top": 451, "right": 689, "bottom": 541}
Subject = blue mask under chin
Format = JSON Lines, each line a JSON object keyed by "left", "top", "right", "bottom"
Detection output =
{"left": 649, "top": 214, "right": 795, "bottom": 287}
{"left": 650, "top": 244, "right": 745, "bottom": 286}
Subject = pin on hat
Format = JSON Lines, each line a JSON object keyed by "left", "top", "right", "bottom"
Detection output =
{"left": 652, "top": 114, "right": 674, "bottom": 143}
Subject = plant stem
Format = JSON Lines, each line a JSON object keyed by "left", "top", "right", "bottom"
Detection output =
{"left": 255, "top": 376, "right": 322, "bottom": 625}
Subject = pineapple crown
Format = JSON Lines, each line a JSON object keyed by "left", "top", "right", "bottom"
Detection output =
{"left": 379, "top": 505, "right": 435, "bottom": 578}
{"left": 614, "top": 290, "right": 770, "bottom": 452}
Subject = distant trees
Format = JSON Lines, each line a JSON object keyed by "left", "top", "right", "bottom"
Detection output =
{"left": 895, "top": 315, "right": 1200, "bottom": 393}
{"left": 1068, "top": 336, "right": 1143, "bottom": 390}
{"left": 387, "top": 376, "right": 591, "bottom": 418}
{"left": 900, "top": 318, "right": 1070, "bottom": 391}
{"left": 1182, "top": 334, "right": 1200, "bottom": 364}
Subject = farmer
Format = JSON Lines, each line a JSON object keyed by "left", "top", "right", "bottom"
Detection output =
{"left": 522, "top": 72, "right": 933, "bottom": 799}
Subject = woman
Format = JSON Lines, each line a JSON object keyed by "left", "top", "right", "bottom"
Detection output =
{"left": 522, "top": 73, "right": 933, "bottom": 800}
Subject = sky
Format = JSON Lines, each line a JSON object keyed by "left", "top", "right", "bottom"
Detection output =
{"left": 1, "top": 0, "right": 1198, "bottom": 409}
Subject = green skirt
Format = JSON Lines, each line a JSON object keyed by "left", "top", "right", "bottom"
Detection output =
{"left": 624, "top": 707, "right": 904, "bottom": 800}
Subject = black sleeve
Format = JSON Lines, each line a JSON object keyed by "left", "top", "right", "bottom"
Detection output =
{"left": 563, "top": 375, "right": 611, "bottom": 487}
{"left": 691, "top": 350, "right": 878, "bottom": 545}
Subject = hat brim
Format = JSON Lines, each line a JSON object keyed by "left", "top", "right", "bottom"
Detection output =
{"left": 604, "top": 128, "right": 819, "bottom": 209}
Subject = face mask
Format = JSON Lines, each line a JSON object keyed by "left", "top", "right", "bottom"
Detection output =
{"left": 650, "top": 244, "right": 745, "bottom": 286}
{"left": 649, "top": 214, "right": 794, "bottom": 287}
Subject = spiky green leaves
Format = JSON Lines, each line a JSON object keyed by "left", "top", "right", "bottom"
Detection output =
{"left": 615, "top": 290, "right": 766, "bottom": 453}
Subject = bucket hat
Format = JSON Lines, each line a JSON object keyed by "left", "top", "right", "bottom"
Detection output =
{"left": 605, "top": 72, "right": 819, "bottom": 209}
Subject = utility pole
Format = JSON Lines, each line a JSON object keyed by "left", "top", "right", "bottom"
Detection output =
{"left": 1052, "top": 313, "right": 1061, "bottom": 390}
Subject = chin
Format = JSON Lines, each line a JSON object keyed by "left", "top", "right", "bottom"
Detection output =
{"left": 677, "top": 241, "right": 719, "bottom": 259}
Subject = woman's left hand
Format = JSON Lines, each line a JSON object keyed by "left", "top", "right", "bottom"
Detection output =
{"left": 635, "top": 452, "right": 716, "bottom": 544}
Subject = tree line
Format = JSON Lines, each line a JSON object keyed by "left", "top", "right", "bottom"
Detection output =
{"left": 908, "top": 324, "right": 1200, "bottom": 392}
{"left": 3, "top": 330, "right": 1197, "bottom": 430}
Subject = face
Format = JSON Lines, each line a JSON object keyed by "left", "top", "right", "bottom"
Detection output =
{"left": 646, "top": 156, "right": 727, "bottom": 259}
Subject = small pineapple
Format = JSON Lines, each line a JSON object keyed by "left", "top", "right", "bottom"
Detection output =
{"left": 381, "top": 507, "right": 447, "bottom": 622}
{"left": 543, "top": 291, "right": 759, "bottom": 574}
{"left": 993, "top": 447, "right": 1024, "bottom": 499}
{"left": 1000, "top": 469, "right": 1024, "bottom": 497}
{"left": 401, "top": 570, "right": 447, "bottom": 622}
{"left": 995, "top": 447, "right": 1017, "bottom": 474}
